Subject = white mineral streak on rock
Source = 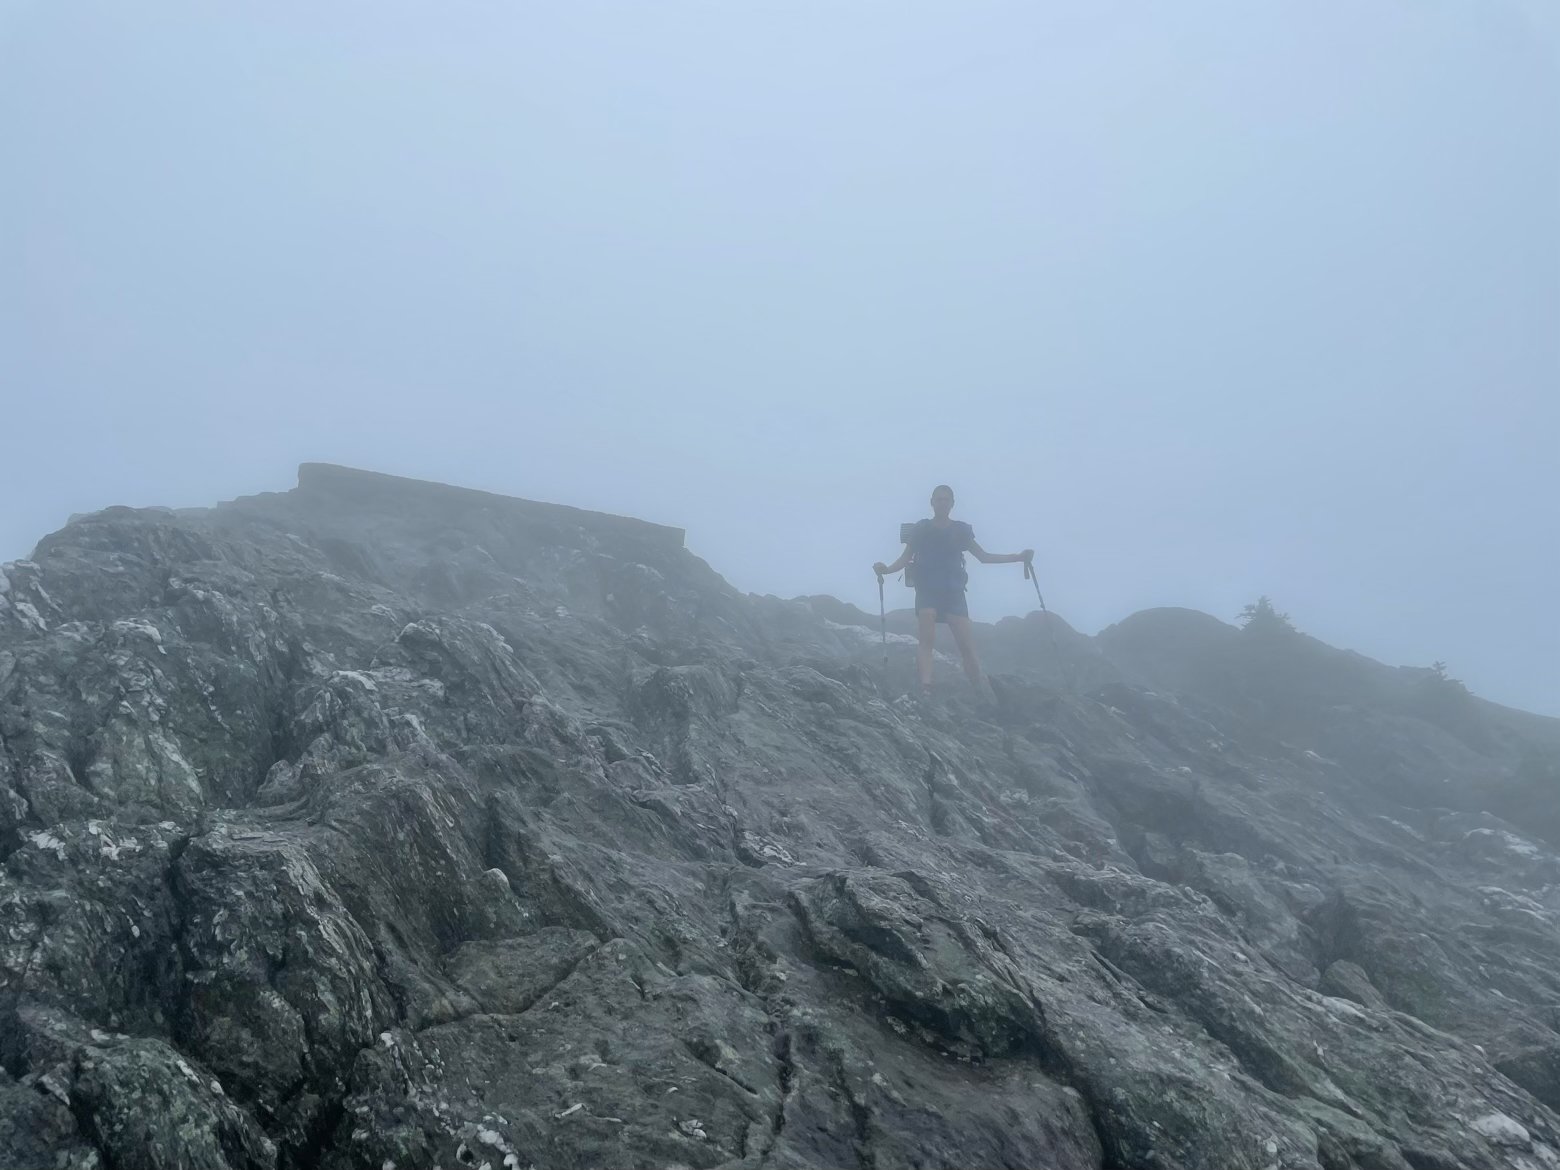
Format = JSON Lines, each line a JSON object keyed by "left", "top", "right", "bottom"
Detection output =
{"left": 113, "top": 619, "right": 164, "bottom": 646}
{"left": 1463, "top": 828, "right": 1543, "bottom": 859}
{"left": 1471, "top": 1111, "right": 1530, "bottom": 1146}
{"left": 28, "top": 831, "right": 67, "bottom": 860}
{"left": 14, "top": 600, "right": 47, "bottom": 631}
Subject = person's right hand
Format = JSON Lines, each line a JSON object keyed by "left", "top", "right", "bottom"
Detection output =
{"left": 873, "top": 562, "right": 888, "bottom": 577}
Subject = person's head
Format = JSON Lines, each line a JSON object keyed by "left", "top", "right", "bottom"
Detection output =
{"left": 930, "top": 484, "right": 955, "bottom": 518}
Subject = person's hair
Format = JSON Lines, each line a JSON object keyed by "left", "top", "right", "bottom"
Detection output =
{"left": 932, "top": 484, "right": 954, "bottom": 497}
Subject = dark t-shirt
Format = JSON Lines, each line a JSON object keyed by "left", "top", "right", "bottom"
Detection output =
{"left": 909, "top": 520, "right": 974, "bottom": 591}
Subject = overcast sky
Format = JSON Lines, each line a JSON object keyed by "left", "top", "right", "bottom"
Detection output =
{"left": 3, "top": 2, "right": 1557, "bottom": 715}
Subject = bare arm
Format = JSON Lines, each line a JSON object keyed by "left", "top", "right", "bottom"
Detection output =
{"left": 873, "top": 545, "right": 912, "bottom": 576}
{"left": 969, "top": 540, "right": 1034, "bottom": 566}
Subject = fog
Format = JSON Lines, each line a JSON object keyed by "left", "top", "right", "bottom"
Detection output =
{"left": 3, "top": 2, "right": 1556, "bottom": 714}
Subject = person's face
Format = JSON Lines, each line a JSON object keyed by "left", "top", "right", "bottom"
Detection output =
{"left": 931, "top": 489, "right": 954, "bottom": 513}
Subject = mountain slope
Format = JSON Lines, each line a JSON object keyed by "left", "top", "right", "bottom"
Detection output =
{"left": 2, "top": 464, "right": 1558, "bottom": 1170}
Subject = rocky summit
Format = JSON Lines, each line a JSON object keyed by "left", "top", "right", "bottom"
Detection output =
{"left": 3, "top": 464, "right": 1559, "bottom": 1170}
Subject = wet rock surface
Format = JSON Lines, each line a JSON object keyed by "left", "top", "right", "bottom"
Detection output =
{"left": 3, "top": 463, "right": 1560, "bottom": 1169}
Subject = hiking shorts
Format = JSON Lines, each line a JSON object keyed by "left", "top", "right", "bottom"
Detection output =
{"left": 914, "top": 586, "right": 968, "bottom": 623}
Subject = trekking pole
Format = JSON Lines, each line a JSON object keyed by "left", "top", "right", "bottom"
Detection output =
{"left": 876, "top": 571, "right": 888, "bottom": 671}
{"left": 1024, "top": 556, "right": 1063, "bottom": 662}
{"left": 1023, "top": 557, "right": 1049, "bottom": 613}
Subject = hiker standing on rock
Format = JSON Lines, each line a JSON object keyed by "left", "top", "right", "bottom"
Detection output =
{"left": 874, "top": 484, "right": 1032, "bottom": 696}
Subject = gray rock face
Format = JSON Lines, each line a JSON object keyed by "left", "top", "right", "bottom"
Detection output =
{"left": 3, "top": 464, "right": 1560, "bottom": 1169}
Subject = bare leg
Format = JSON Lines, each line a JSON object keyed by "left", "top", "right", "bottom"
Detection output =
{"left": 916, "top": 608, "right": 938, "bottom": 687}
{"left": 946, "top": 615, "right": 985, "bottom": 688}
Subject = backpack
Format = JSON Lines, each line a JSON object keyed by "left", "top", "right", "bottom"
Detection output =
{"left": 900, "top": 520, "right": 972, "bottom": 590}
